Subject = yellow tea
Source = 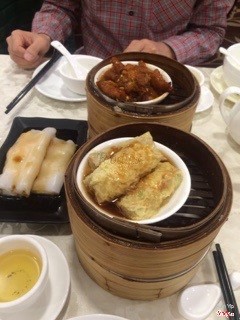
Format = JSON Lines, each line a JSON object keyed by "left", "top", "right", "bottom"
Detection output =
{"left": 0, "top": 249, "right": 41, "bottom": 302}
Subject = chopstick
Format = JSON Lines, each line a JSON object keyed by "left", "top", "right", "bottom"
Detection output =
{"left": 5, "top": 50, "right": 61, "bottom": 114}
{"left": 213, "top": 243, "right": 240, "bottom": 320}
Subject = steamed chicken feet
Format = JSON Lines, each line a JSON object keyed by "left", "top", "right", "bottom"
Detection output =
{"left": 97, "top": 57, "right": 172, "bottom": 102}
{"left": 97, "top": 80, "right": 127, "bottom": 101}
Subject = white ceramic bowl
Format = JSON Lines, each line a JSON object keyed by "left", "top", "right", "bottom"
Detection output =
{"left": 59, "top": 55, "right": 102, "bottom": 95}
{"left": 185, "top": 65, "right": 205, "bottom": 86}
{"left": 222, "top": 43, "right": 240, "bottom": 87}
{"left": 94, "top": 61, "right": 172, "bottom": 105}
{"left": 0, "top": 235, "right": 48, "bottom": 313}
{"left": 76, "top": 137, "right": 191, "bottom": 224}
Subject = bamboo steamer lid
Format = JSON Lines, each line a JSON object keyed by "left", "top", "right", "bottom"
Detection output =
{"left": 86, "top": 52, "right": 200, "bottom": 137}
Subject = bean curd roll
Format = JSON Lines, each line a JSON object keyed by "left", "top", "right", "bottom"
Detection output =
{"left": 32, "top": 137, "right": 76, "bottom": 195}
{"left": 87, "top": 132, "right": 167, "bottom": 172}
{"left": 117, "top": 162, "right": 182, "bottom": 220}
{"left": 0, "top": 127, "right": 56, "bottom": 196}
{"left": 84, "top": 132, "right": 166, "bottom": 204}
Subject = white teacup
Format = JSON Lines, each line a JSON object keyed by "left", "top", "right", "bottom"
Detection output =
{"left": 222, "top": 43, "right": 240, "bottom": 87}
{"left": 219, "top": 86, "right": 240, "bottom": 145}
{"left": 0, "top": 235, "right": 48, "bottom": 313}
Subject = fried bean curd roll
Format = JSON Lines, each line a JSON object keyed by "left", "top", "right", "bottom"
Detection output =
{"left": 117, "top": 162, "right": 182, "bottom": 220}
{"left": 0, "top": 127, "right": 56, "bottom": 196}
{"left": 84, "top": 132, "right": 166, "bottom": 204}
{"left": 88, "top": 140, "right": 136, "bottom": 172}
{"left": 87, "top": 132, "right": 167, "bottom": 172}
{"left": 87, "top": 144, "right": 126, "bottom": 172}
{"left": 32, "top": 138, "right": 76, "bottom": 195}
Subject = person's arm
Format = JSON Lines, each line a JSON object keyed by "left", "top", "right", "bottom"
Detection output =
{"left": 162, "top": 0, "right": 234, "bottom": 65}
{"left": 7, "top": 0, "right": 80, "bottom": 68}
{"left": 124, "top": 0, "right": 234, "bottom": 65}
{"left": 124, "top": 40, "right": 176, "bottom": 60}
{"left": 32, "top": 0, "right": 80, "bottom": 44}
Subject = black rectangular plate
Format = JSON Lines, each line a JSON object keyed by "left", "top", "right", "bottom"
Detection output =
{"left": 0, "top": 117, "right": 88, "bottom": 224}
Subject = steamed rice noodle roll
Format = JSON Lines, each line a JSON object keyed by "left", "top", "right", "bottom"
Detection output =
{"left": 0, "top": 127, "right": 56, "bottom": 196}
{"left": 32, "top": 137, "right": 76, "bottom": 195}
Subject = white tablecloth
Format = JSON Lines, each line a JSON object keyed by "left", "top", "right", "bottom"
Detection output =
{"left": 0, "top": 55, "right": 239, "bottom": 320}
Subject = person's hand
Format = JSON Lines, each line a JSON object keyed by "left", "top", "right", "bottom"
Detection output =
{"left": 7, "top": 30, "right": 51, "bottom": 69}
{"left": 124, "top": 39, "right": 176, "bottom": 59}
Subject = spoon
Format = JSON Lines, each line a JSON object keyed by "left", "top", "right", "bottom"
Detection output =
{"left": 178, "top": 271, "right": 240, "bottom": 320}
{"left": 219, "top": 47, "right": 240, "bottom": 68}
{"left": 51, "top": 40, "right": 88, "bottom": 79}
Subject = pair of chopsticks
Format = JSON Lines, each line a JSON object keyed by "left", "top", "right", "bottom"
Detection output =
{"left": 5, "top": 50, "right": 61, "bottom": 114}
{"left": 213, "top": 243, "right": 240, "bottom": 320}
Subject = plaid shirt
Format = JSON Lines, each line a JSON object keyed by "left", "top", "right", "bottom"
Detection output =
{"left": 32, "top": 0, "right": 234, "bottom": 65}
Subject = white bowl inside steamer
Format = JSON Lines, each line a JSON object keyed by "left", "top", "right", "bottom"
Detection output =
{"left": 94, "top": 61, "right": 172, "bottom": 105}
{"left": 76, "top": 137, "right": 191, "bottom": 225}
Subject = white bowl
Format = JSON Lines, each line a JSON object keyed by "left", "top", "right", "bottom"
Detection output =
{"left": 59, "top": 55, "right": 102, "bottom": 95}
{"left": 94, "top": 61, "right": 172, "bottom": 105}
{"left": 76, "top": 137, "right": 191, "bottom": 224}
{"left": 222, "top": 43, "right": 240, "bottom": 87}
{"left": 0, "top": 235, "right": 48, "bottom": 313}
{"left": 185, "top": 65, "right": 205, "bottom": 86}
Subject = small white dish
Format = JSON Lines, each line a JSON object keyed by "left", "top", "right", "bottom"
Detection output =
{"left": 76, "top": 137, "right": 191, "bottom": 225}
{"left": 0, "top": 235, "right": 70, "bottom": 320}
{"left": 185, "top": 65, "right": 205, "bottom": 86}
{"left": 178, "top": 283, "right": 221, "bottom": 320}
{"left": 67, "top": 315, "right": 130, "bottom": 320}
{"left": 94, "top": 61, "right": 172, "bottom": 105}
{"left": 195, "top": 86, "right": 214, "bottom": 113}
{"left": 210, "top": 66, "right": 240, "bottom": 104}
{"left": 32, "top": 56, "right": 87, "bottom": 102}
{"left": 178, "top": 271, "right": 240, "bottom": 320}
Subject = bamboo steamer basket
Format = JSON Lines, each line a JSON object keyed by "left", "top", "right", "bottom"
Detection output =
{"left": 70, "top": 123, "right": 232, "bottom": 242}
{"left": 75, "top": 239, "right": 206, "bottom": 300}
{"left": 86, "top": 52, "right": 200, "bottom": 137}
{"left": 65, "top": 123, "right": 232, "bottom": 300}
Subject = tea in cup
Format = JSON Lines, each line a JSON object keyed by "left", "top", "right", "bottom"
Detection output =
{"left": 0, "top": 235, "right": 48, "bottom": 313}
{"left": 219, "top": 86, "right": 240, "bottom": 145}
{"left": 222, "top": 43, "right": 240, "bottom": 87}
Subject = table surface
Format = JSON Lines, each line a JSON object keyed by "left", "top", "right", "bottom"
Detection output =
{"left": 0, "top": 54, "right": 239, "bottom": 320}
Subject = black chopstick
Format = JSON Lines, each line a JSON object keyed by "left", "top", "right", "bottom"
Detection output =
{"left": 213, "top": 244, "right": 240, "bottom": 320}
{"left": 5, "top": 50, "right": 61, "bottom": 114}
{"left": 215, "top": 244, "right": 240, "bottom": 319}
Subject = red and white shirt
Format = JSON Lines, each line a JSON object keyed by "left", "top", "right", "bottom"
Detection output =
{"left": 32, "top": 0, "right": 234, "bottom": 65}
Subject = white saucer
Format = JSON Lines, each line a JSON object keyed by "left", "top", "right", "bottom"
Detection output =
{"left": 67, "top": 315, "right": 130, "bottom": 320}
{"left": 195, "top": 86, "right": 214, "bottom": 113}
{"left": 32, "top": 57, "right": 87, "bottom": 102}
{"left": 0, "top": 235, "right": 70, "bottom": 320}
{"left": 210, "top": 66, "right": 240, "bottom": 103}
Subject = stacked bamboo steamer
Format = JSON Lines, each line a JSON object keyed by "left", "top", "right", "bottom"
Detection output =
{"left": 65, "top": 123, "right": 232, "bottom": 300}
{"left": 86, "top": 53, "right": 200, "bottom": 138}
